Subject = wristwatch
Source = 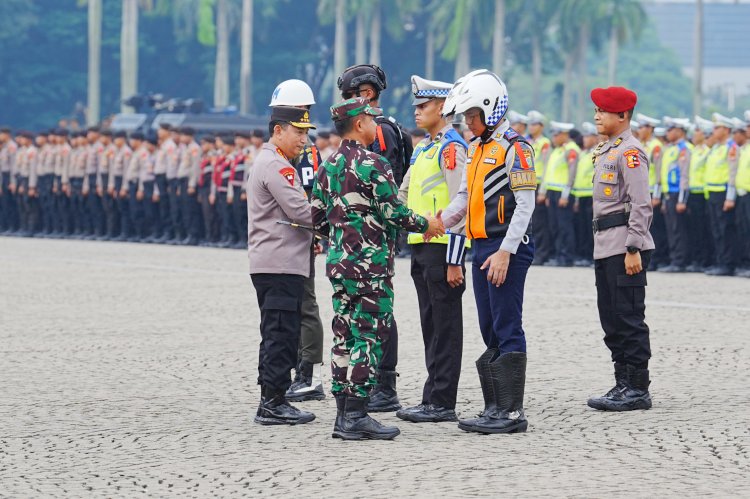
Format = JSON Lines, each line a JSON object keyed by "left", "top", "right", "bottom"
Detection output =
{"left": 626, "top": 246, "right": 640, "bottom": 254}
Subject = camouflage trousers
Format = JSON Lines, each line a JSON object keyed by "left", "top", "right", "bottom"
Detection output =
{"left": 329, "top": 277, "right": 394, "bottom": 398}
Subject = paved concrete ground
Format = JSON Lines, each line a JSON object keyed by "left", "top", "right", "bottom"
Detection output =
{"left": 1, "top": 237, "right": 749, "bottom": 498}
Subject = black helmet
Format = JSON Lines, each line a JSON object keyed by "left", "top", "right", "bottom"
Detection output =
{"left": 337, "top": 64, "right": 387, "bottom": 96}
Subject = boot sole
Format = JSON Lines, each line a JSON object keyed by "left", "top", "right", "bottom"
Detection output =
{"left": 457, "top": 420, "right": 528, "bottom": 434}
{"left": 366, "top": 404, "right": 402, "bottom": 413}
{"left": 286, "top": 392, "right": 326, "bottom": 402}
{"left": 587, "top": 399, "right": 652, "bottom": 411}
{"left": 254, "top": 415, "right": 316, "bottom": 426}
{"left": 331, "top": 430, "right": 400, "bottom": 440}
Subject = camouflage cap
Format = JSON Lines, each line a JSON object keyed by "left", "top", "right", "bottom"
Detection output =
{"left": 330, "top": 97, "right": 382, "bottom": 122}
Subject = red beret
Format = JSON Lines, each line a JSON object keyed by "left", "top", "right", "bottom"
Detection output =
{"left": 590, "top": 86, "right": 638, "bottom": 113}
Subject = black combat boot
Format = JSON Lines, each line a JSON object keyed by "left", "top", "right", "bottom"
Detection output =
{"left": 254, "top": 386, "right": 315, "bottom": 425}
{"left": 588, "top": 366, "right": 652, "bottom": 411}
{"left": 458, "top": 352, "right": 528, "bottom": 434}
{"left": 332, "top": 395, "right": 400, "bottom": 440}
{"left": 285, "top": 360, "right": 325, "bottom": 402}
{"left": 587, "top": 362, "right": 628, "bottom": 410}
{"left": 366, "top": 369, "right": 401, "bottom": 412}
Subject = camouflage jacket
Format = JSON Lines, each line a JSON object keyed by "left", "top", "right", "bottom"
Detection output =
{"left": 311, "top": 139, "right": 428, "bottom": 279}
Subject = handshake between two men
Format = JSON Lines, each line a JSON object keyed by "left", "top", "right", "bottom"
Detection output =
{"left": 423, "top": 210, "right": 446, "bottom": 241}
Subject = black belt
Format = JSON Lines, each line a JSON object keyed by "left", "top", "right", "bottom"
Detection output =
{"left": 592, "top": 211, "right": 630, "bottom": 232}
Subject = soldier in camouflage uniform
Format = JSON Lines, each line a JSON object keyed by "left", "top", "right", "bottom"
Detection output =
{"left": 311, "top": 98, "right": 445, "bottom": 440}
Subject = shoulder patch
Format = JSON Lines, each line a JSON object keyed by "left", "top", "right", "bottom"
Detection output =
{"left": 278, "top": 166, "right": 296, "bottom": 186}
{"left": 729, "top": 144, "right": 738, "bottom": 160}
{"left": 541, "top": 142, "right": 550, "bottom": 153}
{"left": 442, "top": 143, "right": 457, "bottom": 170}
{"left": 623, "top": 148, "right": 640, "bottom": 168}
{"left": 567, "top": 149, "right": 578, "bottom": 162}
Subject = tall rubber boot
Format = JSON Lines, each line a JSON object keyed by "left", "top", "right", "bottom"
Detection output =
{"left": 458, "top": 352, "right": 528, "bottom": 434}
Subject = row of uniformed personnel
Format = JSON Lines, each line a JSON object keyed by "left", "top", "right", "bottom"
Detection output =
{"left": 480, "top": 109, "right": 750, "bottom": 278}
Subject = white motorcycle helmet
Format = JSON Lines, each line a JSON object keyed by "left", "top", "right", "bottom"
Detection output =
{"left": 269, "top": 79, "right": 316, "bottom": 107}
{"left": 443, "top": 69, "right": 509, "bottom": 127}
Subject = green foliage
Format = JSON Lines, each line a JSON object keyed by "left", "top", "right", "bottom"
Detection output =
{"left": 0, "top": 0, "right": 706, "bottom": 130}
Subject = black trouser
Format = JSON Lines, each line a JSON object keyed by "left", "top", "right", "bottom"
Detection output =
{"left": 252, "top": 273, "right": 305, "bottom": 391}
{"left": 16, "top": 177, "right": 30, "bottom": 232}
{"left": 38, "top": 174, "right": 54, "bottom": 234}
{"left": 298, "top": 251, "right": 324, "bottom": 364}
{"left": 129, "top": 180, "right": 156, "bottom": 239}
{"left": 154, "top": 173, "right": 171, "bottom": 238}
{"left": 112, "top": 176, "right": 130, "bottom": 238}
{"left": 735, "top": 193, "right": 750, "bottom": 269}
{"left": 86, "top": 173, "right": 104, "bottom": 235}
{"left": 217, "top": 190, "right": 235, "bottom": 242}
{"left": 1, "top": 171, "right": 18, "bottom": 231}
{"left": 198, "top": 186, "right": 215, "bottom": 242}
{"left": 574, "top": 196, "right": 594, "bottom": 261}
{"left": 168, "top": 177, "right": 182, "bottom": 239}
{"left": 650, "top": 201, "right": 669, "bottom": 266}
{"left": 410, "top": 243, "right": 465, "bottom": 409}
{"left": 101, "top": 174, "right": 118, "bottom": 237}
{"left": 707, "top": 191, "right": 737, "bottom": 269}
{"left": 532, "top": 185, "right": 551, "bottom": 263}
{"left": 232, "top": 185, "right": 247, "bottom": 244}
{"left": 546, "top": 190, "right": 575, "bottom": 264}
{"left": 595, "top": 250, "right": 652, "bottom": 368}
{"left": 687, "top": 192, "right": 713, "bottom": 268}
{"left": 179, "top": 178, "right": 199, "bottom": 240}
{"left": 52, "top": 176, "right": 69, "bottom": 234}
{"left": 69, "top": 178, "right": 85, "bottom": 234}
{"left": 664, "top": 194, "right": 689, "bottom": 267}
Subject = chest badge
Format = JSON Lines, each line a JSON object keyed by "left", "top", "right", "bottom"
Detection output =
{"left": 490, "top": 145, "right": 499, "bottom": 156}
{"left": 603, "top": 186, "right": 613, "bottom": 196}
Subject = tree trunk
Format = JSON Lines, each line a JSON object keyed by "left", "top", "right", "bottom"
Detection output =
{"left": 492, "top": 0, "right": 505, "bottom": 75}
{"left": 607, "top": 22, "right": 618, "bottom": 85}
{"left": 120, "top": 0, "right": 138, "bottom": 113}
{"left": 575, "top": 21, "right": 590, "bottom": 125}
{"left": 425, "top": 23, "right": 434, "bottom": 79}
{"left": 240, "top": 0, "right": 253, "bottom": 114}
{"left": 369, "top": 2, "right": 381, "bottom": 66}
{"left": 332, "top": 0, "right": 346, "bottom": 105}
{"left": 214, "top": 0, "right": 230, "bottom": 108}
{"left": 454, "top": 18, "right": 470, "bottom": 80}
{"left": 355, "top": 10, "right": 366, "bottom": 64}
{"left": 693, "top": 0, "right": 703, "bottom": 116}
{"left": 531, "top": 35, "right": 541, "bottom": 109}
{"left": 561, "top": 52, "right": 574, "bottom": 121}
{"left": 87, "top": 0, "right": 102, "bottom": 125}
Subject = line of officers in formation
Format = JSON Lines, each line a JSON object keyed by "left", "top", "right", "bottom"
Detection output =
{"left": 447, "top": 109, "right": 750, "bottom": 278}
{"left": 0, "top": 124, "right": 280, "bottom": 248}
{"left": 3, "top": 111, "right": 747, "bottom": 279}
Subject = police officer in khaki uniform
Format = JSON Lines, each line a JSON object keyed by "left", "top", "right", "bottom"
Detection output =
{"left": 586, "top": 86, "right": 655, "bottom": 412}
{"left": 247, "top": 105, "right": 317, "bottom": 426}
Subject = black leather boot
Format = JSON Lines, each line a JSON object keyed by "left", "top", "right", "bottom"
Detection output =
{"left": 587, "top": 362, "right": 628, "bottom": 410}
{"left": 254, "top": 386, "right": 316, "bottom": 425}
{"left": 366, "top": 370, "right": 401, "bottom": 412}
{"left": 450, "top": 348, "right": 497, "bottom": 428}
{"left": 458, "top": 352, "right": 528, "bottom": 434}
{"left": 588, "top": 366, "right": 652, "bottom": 411}
{"left": 332, "top": 395, "right": 400, "bottom": 440}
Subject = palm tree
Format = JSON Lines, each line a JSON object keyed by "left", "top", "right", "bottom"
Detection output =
{"left": 433, "top": 0, "right": 484, "bottom": 80}
{"left": 239, "top": 0, "right": 253, "bottom": 114}
{"left": 515, "top": 0, "right": 558, "bottom": 109}
{"left": 213, "top": 0, "right": 230, "bottom": 107}
{"left": 492, "top": 0, "right": 505, "bottom": 75}
{"left": 86, "top": 0, "right": 102, "bottom": 125}
{"left": 605, "top": 0, "right": 645, "bottom": 84}
{"left": 693, "top": 0, "right": 703, "bottom": 115}
{"left": 121, "top": 0, "right": 139, "bottom": 112}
